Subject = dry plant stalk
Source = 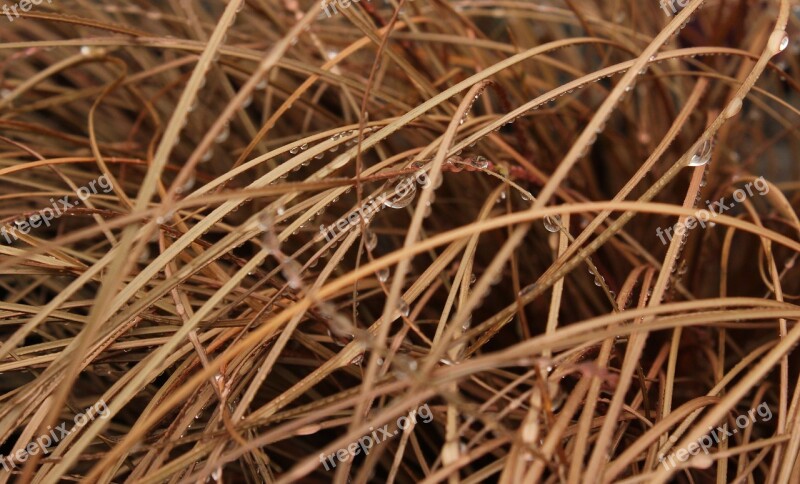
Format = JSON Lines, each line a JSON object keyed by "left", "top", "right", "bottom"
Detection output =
{"left": 0, "top": 0, "right": 799, "bottom": 482}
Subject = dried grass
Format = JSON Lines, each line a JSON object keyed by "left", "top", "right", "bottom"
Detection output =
{"left": 1, "top": 0, "right": 799, "bottom": 482}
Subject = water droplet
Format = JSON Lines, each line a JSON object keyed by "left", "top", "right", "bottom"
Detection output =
{"left": 398, "top": 299, "right": 410, "bottom": 317}
{"left": 290, "top": 146, "right": 299, "bottom": 154}
{"left": 593, "top": 275, "right": 604, "bottom": 287}
{"left": 688, "top": 138, "right": 713, "bottom": 167}
{"left": 376, "top": 267, "right": 389, "bottom": 282}
{"left": 543, "top": 215, "right": 560, "bottom": 232}
{"left": 300, "top": 143, "right": 308, "bottom": 150}
{"left": 471, "top": 156, "right": 489, "bottom": 169}
{"left": 383, "top": 180, "right": 417, "bottom": 209}
{"left": 178, "top": 171, "right": 196, "bottom": 193}
{"left": 769, "top": 30, "right": 789, "bottom": 54}
{"left": 520, "top": 192, "right": 531, "bottom": 202}
{"left": 364, "top": 228, "right": 378, "bottom": 250}
{"left": 725, "top": 98, "right": 743, "bottom": 119}
{"left": 281, "top": 260, "right": 303, "bottom": 289}
{"left": 276, "top": 205, "right": 286, "bottom": 216}
{"left": 215, "top": 124, "right": 230, "bottom": 144}
{"left": 470, "top": 273, "right": 477, "bottom": 284}
{"left": 519, "top": 283, "right": 536, "bottom": 296}
{"left": 462, "top": 316, "right": 472, "bottom": 331}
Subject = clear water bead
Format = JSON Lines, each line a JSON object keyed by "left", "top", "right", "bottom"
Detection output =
{"left": 383, "top": 181, "right": 417, "bottom": 209}
{"left": 776, "top": 32, "right": 789, "bottom": 52}
{"left": 688, "top": 138, "right": 713, "bottom": 167}
{"left": 364, "top": 228, "right": 378, "bottom": 250}
{"left": 398, "top": 299, "right": 410, "bottom": 317}
{"left": 376, "top": 267, "right": 390, "bottom": 282}
{"left": 519, "top": 283, "right": 536, "bottom": 296}
{"left": 471, "top": 156, "right": 489, "bottom": 169}
{"left": 214, "top": 124, "right": 230, "bottom": 144}
{"left": 543, "top": 215, "right": 560, "bottom": 233}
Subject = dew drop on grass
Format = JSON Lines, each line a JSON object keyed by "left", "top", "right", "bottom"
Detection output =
{"left": 383, "top": 182, "right": 416, "bottom": 209}
{"left": 215, "top": 124, "right": 230, "bottom": 144}
{"left": 724, "top": 98, "right": 743, "bottom": 119}
{"left": 364, "top": 228, "right": 378, "bottom": 250}
{"left": 543, "top": 215, "right": 560, "bottom": 232}
{"left": 398, "top": 299, "right": 410, "bottom": 317}
{"left": 326, "top": 328, "right": 347, "bottom": 347}
{"left": 179, "top": 171, "right": 196, "bottom": 193}
{"left": 289, "top": 146, "right": 299, "bottom": 154}
{"left": 472, "top": 156, "right": 489, "bottom": 169}
{"left": 688, "top": 138, "right": 713, "bottom": 167}
{"left": 376, "top": 267, "right": 389, "bottom": 282}
{"left": 768, "top": 30, "right": 789, "bottom": 54}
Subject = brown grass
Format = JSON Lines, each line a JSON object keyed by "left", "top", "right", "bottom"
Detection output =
{"left": 0, "top": 0, "right": 799, "bottom": 482}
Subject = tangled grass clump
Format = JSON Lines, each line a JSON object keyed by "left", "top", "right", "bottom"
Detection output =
{"left": 1, "top": 0, "right": 800, "bottom": 482}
